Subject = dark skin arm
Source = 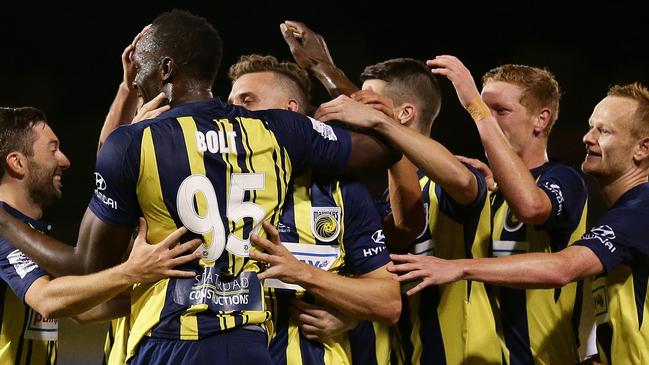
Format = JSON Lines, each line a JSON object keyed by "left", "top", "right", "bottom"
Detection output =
{"left": 0, "top": 208, "right": 133, "bottom": 275}
{"left": 281, "top": 21, "right": 359, "bottom": 98}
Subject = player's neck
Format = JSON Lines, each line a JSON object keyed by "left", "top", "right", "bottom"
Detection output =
{"left": 517, "top": 144, "right": 549, "bottom": 170}
{"left": 599, "top": 169, "right": 649, "bottom": 207}
{"left": 0, "top": 183, "right": 43, "bottom": 219}
{"left": 167, "top": 82, "right": 213, "bottom": 107}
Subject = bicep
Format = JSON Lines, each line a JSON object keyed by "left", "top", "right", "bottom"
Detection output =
{"left": 356, "top": 264, "right": 395, "bottom": 280}
{"left": 77, "top": 208, "right": 134, "bottom": 273}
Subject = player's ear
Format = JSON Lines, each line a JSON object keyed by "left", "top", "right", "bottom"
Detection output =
{"left": 160, "top": 57, "right": 174, "bottom": 83}
{"left": 633, "top": 136, "right": 649, "bottom": 166}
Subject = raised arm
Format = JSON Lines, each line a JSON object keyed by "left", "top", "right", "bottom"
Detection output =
{"left": 316, "top": 95, "right": 479, "bottom": 205}
{"left": 280, "top": 20, "right": 359, "bottom": 97}
{"left": 428, "top": 55, "right": 552, "bottom": 224}
{"left": 24, "top": 219, "right": 200, "bottom": 319}
{"left": 98, "top": 25, "right": 169, "bottom": 153}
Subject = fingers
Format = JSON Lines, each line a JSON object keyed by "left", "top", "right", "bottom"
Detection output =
{"left": 261, "top": 221, "right": 281, "bottom": 245}
{"left": 389, "top": 253, "right": 420, "bottom": 263}
{"left": 249, "top": 249, "right": 274, "bottom": 264}
{"left": 165, "top": 269, "right": 197, "bottom": 278}
{"left": 280, "top": 23, "right": 301, "bottom": 50}
{"left": 250, "top": 232, "right": 274, "bottom": 252}
{"left": 168, "top": 238, "right": 202, "bottom": 257}
{"left": 406, "top": 280, "right": 428, "bottom": 296}
{"left": 159, "top": 225, "right": 189, "bottom": 248}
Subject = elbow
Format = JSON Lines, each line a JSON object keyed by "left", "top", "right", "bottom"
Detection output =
{"left": 32, "top": 302, "right": 63, "bottom": 321}
{"left": 512, "top": 202, "right": 548, "bottom": 225}
{"left": 385, "top": 299, "right": 402, "bottom": 326}
{"left": 545, "top": 257, "right": 578, "bottom": 288}
{"left": 378, "top": 289, "right": 402, "bottom": 326}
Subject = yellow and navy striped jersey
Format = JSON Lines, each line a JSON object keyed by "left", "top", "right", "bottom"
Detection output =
{"left": 393, "top": 169, "right": 501, "bottom": 365}
{"left": 88, "top": 98, "right": 352, "bottom": 360}
{"left": 574, "top": 182, "right": 649, "bottom": 365}
{"left": 490, "top": 161, "right": 588, "bottom": 365}
{"left": 266, "top": 172, "right": 391, "bottom": 365}
{"left": 103, "top": 316, "right": 128, "bottom": 365}
{"left": 0, "top": 202, "right": 57, "bottom": 365}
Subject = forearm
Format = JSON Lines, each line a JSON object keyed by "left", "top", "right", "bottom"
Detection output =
{"left": 71, "top": 296, "right": 130, "bottom": 324}
{"left": 298, "top": 266, "right": 400, "bottom": 324}
{"left": 98, "top": 82, "right": 138, "bottom": 150}
{"left": 460, "top": 252, "right": 578, "bottom": 289}
{"left": 376, "top": 121, "right": 478, "bottom": 205}
{"left": 40, "top": 263, "right": 135, "bottom": 319}
{"left": 311, "top": 64, "right": 359, "bottom": 97}
{"left": 476, "top": 118, "right": 550, "bottom": 222}
{"left": 0, "top": 209, "right": 84, "bottom": 276}
{"left": 384, "top": 157, "right": 425, "bottom": 251}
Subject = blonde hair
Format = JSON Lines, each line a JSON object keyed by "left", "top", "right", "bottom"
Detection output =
{"left": 607, "top": 82, "right": 649, "bottom": 138}
{"left": 482, "top": 64, "right": 560, "bottom": 135}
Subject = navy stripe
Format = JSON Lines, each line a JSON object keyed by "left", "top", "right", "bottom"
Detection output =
{"left": 349, "top": 321, "right": 378, "bottom": 365}
{"left": 278, "top": 185, "right": 299, "bottom": 244}
{"left": 268, "top": 289, "right": 294, "bottom": 365}
{"left": 299, "top": 335, "right": 325, "bottom": 365}
{"left": 596, "top": 322, "right": 613, "bottom": 364}
{"left": 418, "top": 286, "right": 446, "bottom": 365}
{"left": 397, "top": 294, "right": 415, "bottom": 364}
{"left": 633, "top": 263, "right": 648, "bottom": 328}
{"left": 499, "top": 287, "right": 533, "bottom": 365}
{"left": 571, "top": 280, "right": 584, "bottom": 348}
{"left": 270, "top": 149, "right": 283, "bottom": 225}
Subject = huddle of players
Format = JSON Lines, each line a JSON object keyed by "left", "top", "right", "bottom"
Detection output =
{"left": 1, "top": 9, "right": 648, "bottom": 365}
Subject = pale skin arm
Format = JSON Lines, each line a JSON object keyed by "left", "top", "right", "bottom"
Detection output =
{"left": 428, "top": 55, "right": 552, "bottom": 224}
{"left": 281, "top": 20, "right": 359, "bottom": 97}
{"left": 388, "top": 245, "right": 604, "bottom": 296}
{"left": 352, "top": 90, "right": 425, "bottom": 250}
{"left": 24, "top": 218, "right": 201, "bottom": 319}
{"left": 290, "top": 299, "right": 358, "bottom": 341}
{"left": 71, "top": 294, "right": 130, "bottom": 324}
{"left": 250, "top": 222, "right": 401, "bottom": 325}
{"left": 315, "top": 95, "right": 479, "bottom": 205}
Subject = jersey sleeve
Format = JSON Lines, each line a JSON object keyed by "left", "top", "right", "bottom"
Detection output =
{"left": 537, "top": 165, "right": 588, "bottom": 231}
{"left": 0, "top": 237, "right": 47, "bottom": 301}
{"left": 88, "top": 126, "right": 140, "bottom": 226}
{"left": 264, "top": 110, "right": 352, "bottom": 175}
{"left": 339, "top": 180, "right": 390, "bottom": 275}
{"left": 436, "top": 163, "right": 488, "bottom": 221}
{"left": 573, "top": 208, "right": 638, "bottom": 272}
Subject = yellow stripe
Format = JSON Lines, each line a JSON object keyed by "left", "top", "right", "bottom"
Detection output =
{"left": 330, "top": 180, "right": 346, "bottom": 271}
{"left": 373, "top": 321, "right": 391, "bottom": 365}
{"left": 129, "top": 127, "right": 178, "bottom": 353}
{"left": 286, "top": 318, "right": 303, "bottom": 364}
{"left": 293, "top": 173, "right": 314, "bottom": 244}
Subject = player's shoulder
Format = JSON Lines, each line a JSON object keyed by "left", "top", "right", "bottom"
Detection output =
{"left": 540, "top": 160, "right": 584, "bottom": 182}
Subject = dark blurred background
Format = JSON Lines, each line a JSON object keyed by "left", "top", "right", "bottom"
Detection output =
{"left": 1, "top": 1, "right": 648, "bottom": 244}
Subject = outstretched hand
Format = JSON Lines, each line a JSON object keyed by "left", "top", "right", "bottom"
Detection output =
{"left": 455, "top": 155, "right": 498, "bottom": 192}
{"left": 249, "top": 221, "right": 310, "bottom": 283}
{"left": 123, "top": 218, "right": 202, "bottom": 283}
{"left": 280, "top": 20, "right": 334, "bottom": 71}
{"left": 387, "top": 253, "right": 463, "bottom": 296}
{"left": 427, "top": 55, "right": 481, "bottom": 108}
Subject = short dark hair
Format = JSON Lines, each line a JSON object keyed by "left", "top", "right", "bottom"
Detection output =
{"left": 361, "top": 58, "right": 442, "bottom": 133}
{"left": 149, "top": 9, "right": 222, "bottom": 83}
{"left": 228, "top": 54, "right": 312, "bottom": 108}
{"left": 0, "top": 107, "right": 47, "bottom": 179}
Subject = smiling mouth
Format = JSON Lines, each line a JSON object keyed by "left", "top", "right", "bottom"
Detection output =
{"left": 586, "top": 150, "right": 602, "bottom": 157}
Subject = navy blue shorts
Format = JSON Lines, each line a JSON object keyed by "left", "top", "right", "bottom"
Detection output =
{"left": 128, "top": 328, "right": 271, "bottom": 365}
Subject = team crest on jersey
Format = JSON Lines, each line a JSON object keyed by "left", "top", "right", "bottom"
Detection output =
{"left": 504, "top": 207, "right": 524, "bottom": 232}
{"left": 311, "top": 207, "right": 341, "bottom": 242}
